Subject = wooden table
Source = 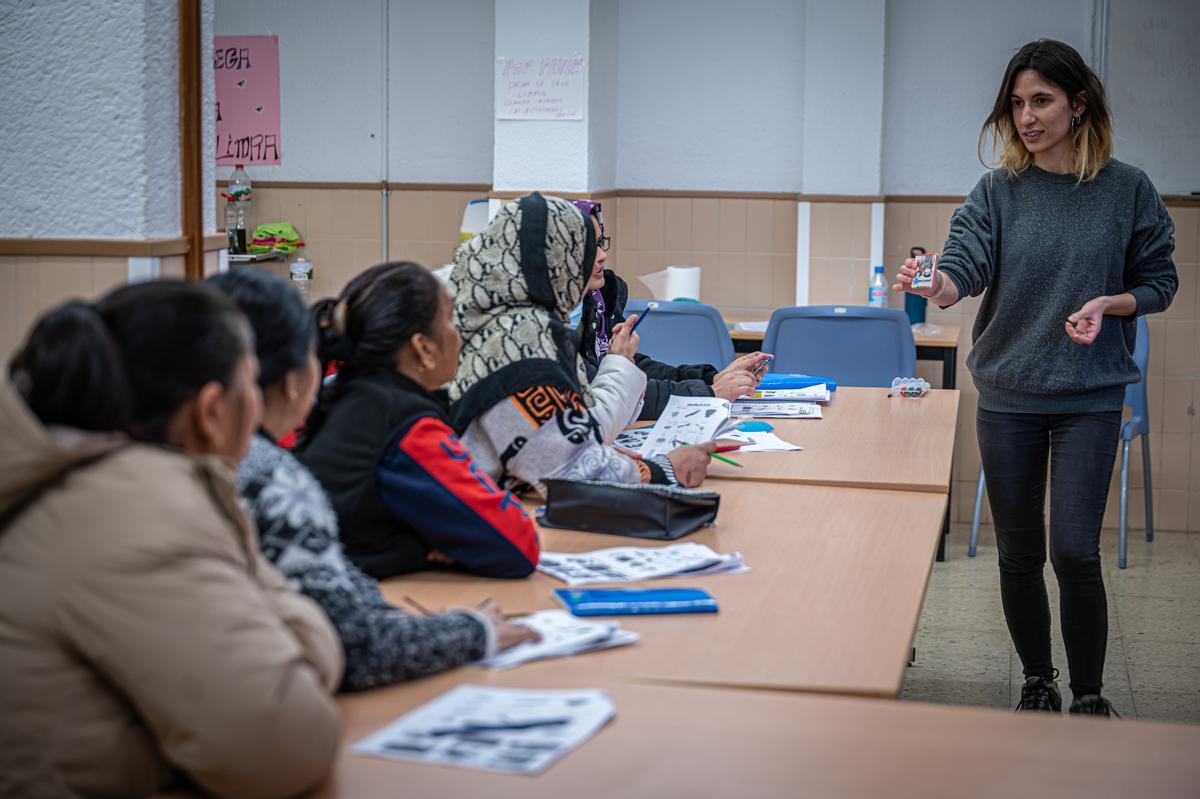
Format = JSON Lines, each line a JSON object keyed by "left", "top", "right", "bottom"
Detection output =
{"left": 728, "top": 317, "right": 962, "bottom": 390}
{"left": 383, "top": 481, "right": 947, "bottom": 698}
{"left": 309, "top": 670, "right": 1200, "bottom": 798}
{"left": 707, "top": 386, "right": 958, "bottom": 494}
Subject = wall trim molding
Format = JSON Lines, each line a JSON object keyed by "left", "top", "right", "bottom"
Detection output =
{"left": 0, "top": 234, "right": 228, "bottom": 257}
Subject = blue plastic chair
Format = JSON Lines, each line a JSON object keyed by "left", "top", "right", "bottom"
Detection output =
{"left": 761, "top": 306, "right": 916, "bottom": 387}
{"left": 969, "top": 316, "right": 1153, "bottom": 567}
{"left": 624, "top": 300, "right": 735, "bottom": 369}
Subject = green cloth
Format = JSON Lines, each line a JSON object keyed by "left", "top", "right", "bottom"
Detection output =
{"left": 248, "top": 222, "right": 304, "bottom": 253}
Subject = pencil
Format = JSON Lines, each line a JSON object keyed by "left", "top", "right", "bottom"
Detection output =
{"left": 680, "top": 441, "right": 743, "bottom": 468}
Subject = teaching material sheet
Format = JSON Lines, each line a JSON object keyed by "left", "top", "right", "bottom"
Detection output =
{"left": 718, "top": 430, "right": 803, "bottom": 452}
{"left": 739, "top": 384, "right": 831, "bottom": 403}
{"left": 637, "top": 396, "right": 740, "bottom": 458}
{"left": 539, "top": 542, "right": 747, "bottom": 586}
{"left": 478, "top": 610, "right": 638, "bottom": 670}
{"left": 729, "top": 400, "right": 823, "bottom": 419}
{"left": 353, "top": 684, "right": 615, "bottom": 774}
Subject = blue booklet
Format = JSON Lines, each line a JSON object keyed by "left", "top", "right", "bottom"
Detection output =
{"left": 759, "top": 373, "right": 838, "bottom": 391}
{"left": 553, "top": 587, "right": 719, "bottom": 617}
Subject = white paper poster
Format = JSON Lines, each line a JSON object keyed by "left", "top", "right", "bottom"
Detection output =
{"left": 496, "top": 56, "right": 586, "bottom": 120}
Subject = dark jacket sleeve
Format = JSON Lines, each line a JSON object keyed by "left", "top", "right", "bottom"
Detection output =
{"left": 937, "top": 173, "right": 995, "bottom": 303}
{"left": 377, "top": 415, "right": 539, "bottom": 578}
{"left": 635, "top": 356, "right": 718, "bottom": 421}
{"left": 1125, "top": 173, "right": 1177, "bottom": 315}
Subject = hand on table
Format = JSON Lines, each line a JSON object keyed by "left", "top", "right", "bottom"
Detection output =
{"left": 667, "top": 441, "right": 718, "bottom": 487}
{"left": 477, "top": 599, "right": 541, "bottom": 651}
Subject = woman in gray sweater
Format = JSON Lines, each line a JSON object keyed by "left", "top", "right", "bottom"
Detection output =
{"left": 895, "top": 40, "right": 1177, "bottom": 718}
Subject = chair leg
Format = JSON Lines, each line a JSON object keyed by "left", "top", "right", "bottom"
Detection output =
{"left": 1119, "top": 439, "right": 1130, "bottom": 570}
{"left": 1142, "top": 432, "right": 1154, "bottom": 542}
{"left": 969, "top": 467, "right": 986, "bottom": 558}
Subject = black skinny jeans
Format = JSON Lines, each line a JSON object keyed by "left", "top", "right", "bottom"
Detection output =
{"left": 977, "top": 407, "right": 1121, "bottom": 698}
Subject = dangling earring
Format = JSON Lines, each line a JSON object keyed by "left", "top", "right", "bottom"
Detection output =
{"left": 1071, "top": 115, "right": 1081, "bottom": 130}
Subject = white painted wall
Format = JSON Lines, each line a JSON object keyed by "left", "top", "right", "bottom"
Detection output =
{"left": 588, "top": 0, "right": 619, "bottom": 192}
{"left": 389, "top": 0, "right": 494, "bottom": 183}
{"left": 1107, "top": 0, "right": 1200, "bottom": 195}
{"left": 492, "top": 0, "right": 591, "bottom": 192}
{"left": 214, "top": 0, "right": 384, "bottom": 183}
{"left": 801, "top": 0, "right": 885, "bottom": 195}
{"left": 614, "top": 0, "right": 805, "bottom": 192}
{"left": 0, "top": 0, "right": 182, "bottom": 238}
{"left": 880, "top": 0, "right": 1092, "bottom": 195}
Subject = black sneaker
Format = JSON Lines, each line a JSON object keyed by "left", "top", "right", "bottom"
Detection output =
{"left": 1069, "top": 694, "right": 1121, "bottom": 718}
{"left": 1016, "top": 669, "right": 1062, "bottom": 712}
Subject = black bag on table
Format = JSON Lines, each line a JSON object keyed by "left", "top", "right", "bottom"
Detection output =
{"left": 538, "top": 479, "right": 720, "bottom": 541}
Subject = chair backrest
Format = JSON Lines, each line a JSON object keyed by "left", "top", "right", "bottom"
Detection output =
{"left": 1124, "top": 315, "right": 1150, "bottom": 434}
{"left": 762, "top": 305, "right": 916, "bottom": 387}
{"left": 624, "top": 299, "right": 735, "bottom": 369}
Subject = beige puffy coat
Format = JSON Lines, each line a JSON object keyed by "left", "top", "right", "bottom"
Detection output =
{"left": 0, "top": 380, "right": 343, "bottom": 798}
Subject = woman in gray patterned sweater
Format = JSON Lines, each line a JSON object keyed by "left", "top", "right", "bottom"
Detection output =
{"left": 209, "top": 268, "right": 536, "bottom": 692}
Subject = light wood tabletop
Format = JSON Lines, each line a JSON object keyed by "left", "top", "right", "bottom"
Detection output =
{"left": 705, "top": 386, "right": 958, "bottom": 493}
{"left": 381, "top": 481, "right": 947, "bottom": 698}
{"left": 304, "top": 670, "right": 1200, "bottom": 799}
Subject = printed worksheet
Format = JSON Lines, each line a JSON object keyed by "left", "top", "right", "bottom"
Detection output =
{"left": 539, "top": 542, "right": 747, "bottom": 585}
{"left": 729, "top": 400, "right": 823, "bottom": 419}
{"left": 639, "top": 395, "right": 739, "bottom": 458}
{"left": 718, "top": 430, "right": 803, "bottom": 452}
{"left": 353, "top": 685, "right": 615, "bottom": 774}
{"left": 478, "top": 610, "right": 638, "bottom": 670}
{"left": 738, "top": 384, "right": 831, "bottom": 403}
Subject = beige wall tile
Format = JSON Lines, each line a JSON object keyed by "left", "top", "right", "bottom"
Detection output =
{"left": 846, "top": 258, "right": 871, "bottom": 307}
{"left": 615, "top": 198, "right": 639, "bottom": 253}
{"left": 1159, "top": 431, "right": 1192, "bottom": 491}
{"left": 635, "top": 198, "right": 665, "bottom": 251}
{"left": 1147, "top": 316, "right": 1166, "bottom": 377}
{"left": 1190, "top": 433, "right": 1200, "bottom": 492}
{"left": 1161, "top": 377, "right": 1194, "bottom": 434}
{"left": 687, "top": 251, "right": 720, "bottom": 307}
{"left": 716, "top": 252, "right": 747, "bottom": 308}
{"left": 1188, "top": 490, "right": 1200, "bottom": 531}
{"left": 662, "top": 199, "right": 692, "bottom": 251}
{"left": 1169, "top": 206, "right": 1198, "bottom": 265}
{"left": 1147, "top": 376, "right": 1164, "bottom": 433}
{"left": 809, "top": 203, "right": 836, "bottom": 258}
{"left": 431, "top": 191, "right": 467, "bottom": 242}
{"left": 844, "top": 203, "right": 872, "bottom": 260}
{"left": 745, "top": 199, "right": 774, "bottom": 252}
{"left": 1163, "top": 264, "right": 1196, "bottom": 320}
{"left": 691, "top": 199, "right": 719, "bottom": 252}
{"left": 1163, "top": 320, "right": 1196, "bottom": 377}
{"left": 744, "top": 253, "right": 773, "bottom": 308}
{"left": 354, "top": 239, "right": 386, "bottom": 273}
{"left": 660, "top": 250, "right": 692, "bottom": 271}
{"left": 300, "top": 189, "right": 334, "bottom": 241}
{"left": 391, "top": 190, "right": 432, "bottom": 242}
{"left": 773, "top": 200, "right": 797, "bottom": 254}
{"left": 717, "top": 199, "right": 747, "bottom": 252}
{"left": 92, "top": 258, "right": 128, "bottom": 294}
{"left": 808, "top": 257, "right": 850, "bottom": 306}
{"left": 1157, "top": 488, "right": 1189, "bottom": 530}
{"left": 159, "top": 256, "right": 186, "bottom": 279}
{"left": 771, "top": 253, "right": 796, "bottom": 308}
{"left": 0, "top": 259, "right": 18, "bottom": 364}
{"left": 432, "top": 240, "right": 460, "bottom": 268}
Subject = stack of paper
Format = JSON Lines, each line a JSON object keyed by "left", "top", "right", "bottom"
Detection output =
{"left": 353, "top": 684, "right": 615, "bottom": 774}
{"left": 478, "top": 610, "right": 638, "bottom": 670}
{"left": 717, "top": 429, "right": 803, "bottom": 451}
{"left": 633, "top": 395, "right": 741, "bottom": 458}
{"left": 744, "top": 384, "right": 832, "bottom": 403}
{"left": 539, "top": 541, "right": 748, "bottom": 585}
{"left": 729, "top": 400, "right": 823, "bottom": 418}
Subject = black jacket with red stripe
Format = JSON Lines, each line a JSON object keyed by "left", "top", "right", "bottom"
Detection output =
{"left": 296, "top": 370, "right": 539, "bottom": 580}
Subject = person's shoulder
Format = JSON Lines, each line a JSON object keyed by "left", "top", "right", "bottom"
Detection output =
{"left": 1099, "top": 158, "right": 1156, "bottom": 190}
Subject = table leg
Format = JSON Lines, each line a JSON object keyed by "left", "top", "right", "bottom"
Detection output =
{"left": 942, "top": 348, "right": 957, "bottom": 390}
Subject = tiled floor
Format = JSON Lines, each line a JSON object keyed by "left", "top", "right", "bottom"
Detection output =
{"left": 903, "top": 523, "right": 1200, "bottom": 724}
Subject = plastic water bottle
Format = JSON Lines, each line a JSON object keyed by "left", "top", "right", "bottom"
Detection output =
{"left": 290, "top": 254, "right": 313, "bottom": 303}
{"left": 868, "top": 265, "right": 888, "bottom": 308}
{"left": 225, "top": 164, "right": 252, "bottom": 253}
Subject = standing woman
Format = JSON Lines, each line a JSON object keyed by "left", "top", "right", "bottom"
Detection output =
{"left": 895, "top": 40, "right": 1177, "bottom": 716}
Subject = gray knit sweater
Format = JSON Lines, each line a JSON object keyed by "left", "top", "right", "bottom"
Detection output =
{"left": 939, "top": 159, "right": 1177, "bottom": 413}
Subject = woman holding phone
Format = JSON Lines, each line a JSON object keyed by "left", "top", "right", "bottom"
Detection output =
{"left": 895, "top": 39, "right": 1176, "bottom": 717}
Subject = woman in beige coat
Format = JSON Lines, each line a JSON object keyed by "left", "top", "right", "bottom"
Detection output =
{"left": 0, "top": 281, "right": 342, "bottom": 798}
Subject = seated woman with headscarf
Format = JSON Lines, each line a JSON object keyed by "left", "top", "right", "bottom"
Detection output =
{"left": 449, "top": 192, "right": 716, "bottom": 494}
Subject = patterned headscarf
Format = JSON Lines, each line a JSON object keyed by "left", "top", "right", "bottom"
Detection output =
{"left": 448, "top": 193, "right": 597, "bottom": 429}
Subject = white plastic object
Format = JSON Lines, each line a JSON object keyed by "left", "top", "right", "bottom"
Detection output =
{"left": 290, "top": 254, "right": 314, "bottom": 303}
{"left": 890, "top": 377, "right": 930, "bottom": 398}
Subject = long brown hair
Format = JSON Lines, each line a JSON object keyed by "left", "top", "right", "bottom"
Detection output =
{"left": 979, "top": 39, "right": 1113, "bottom": 182}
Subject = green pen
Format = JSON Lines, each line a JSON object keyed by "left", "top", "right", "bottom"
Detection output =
{"left": 680, "top": 440, "right": 743, "bottom": 468}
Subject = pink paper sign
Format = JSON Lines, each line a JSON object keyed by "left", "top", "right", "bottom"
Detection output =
{"left": 214, "top": 35, "right": 281, "bottom": 165}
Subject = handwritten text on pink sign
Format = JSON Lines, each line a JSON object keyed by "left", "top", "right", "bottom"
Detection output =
{"left": 214, "top": 35, "right": 281, "bottom": 164}
{"left": 496, "top": 56, "right": 585, "bottom": 120}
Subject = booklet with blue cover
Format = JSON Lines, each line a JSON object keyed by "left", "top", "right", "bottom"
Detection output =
{"left": 553, "top": 587, "right": 719, "bottom": 617}
{"left": 759, "top": 373, "right": 838, "bottom": 391}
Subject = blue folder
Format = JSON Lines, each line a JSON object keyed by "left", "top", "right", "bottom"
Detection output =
{"left": 758, "top": 373, "right": 838, "bottom": 391}
{"left": 553, "top": 587, "right": 719, "bottom": 617}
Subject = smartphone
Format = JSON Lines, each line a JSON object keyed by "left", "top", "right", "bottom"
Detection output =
{"left": 629, "top": 301, "right": 658, "bottom": 334}
{"left": 911, "top": 253, "right": 939, "bottom": 290}
{"left": 752, "top": 355, "right": 774, "bottom": 377}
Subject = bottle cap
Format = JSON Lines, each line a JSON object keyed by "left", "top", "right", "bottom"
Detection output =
{"left": 235, "top": 163, "right": 244, "bottom": 169}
